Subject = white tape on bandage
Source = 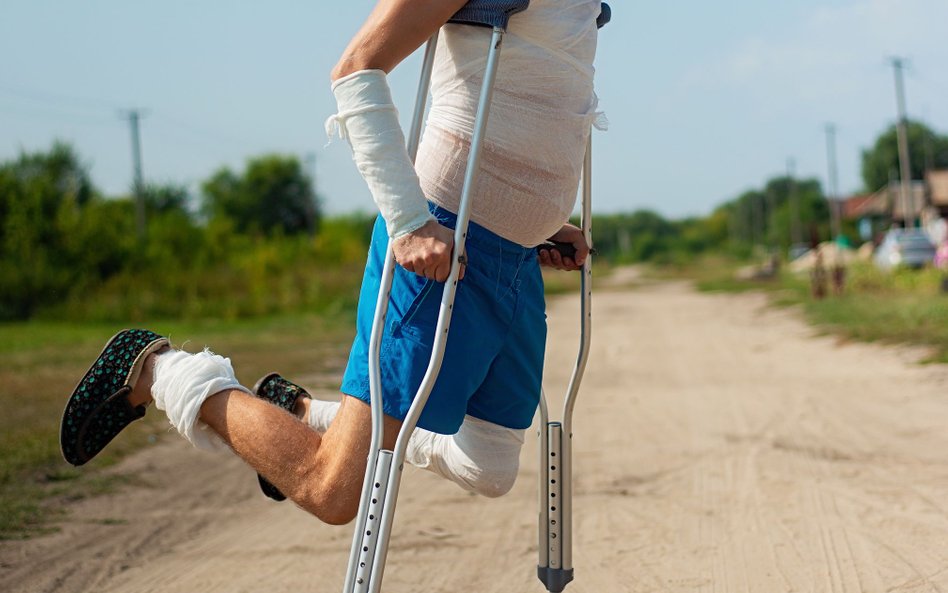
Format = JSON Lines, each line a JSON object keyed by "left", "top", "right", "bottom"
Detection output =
{"left": 326, "top": 69, "right": 434, "bottom": 238}
{"left": 151, "top": 349, "right": 250, "bottom": 451}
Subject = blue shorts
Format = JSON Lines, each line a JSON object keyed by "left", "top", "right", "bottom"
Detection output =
{"left": 341, "top": 206, "right": 547, "bottom": 435}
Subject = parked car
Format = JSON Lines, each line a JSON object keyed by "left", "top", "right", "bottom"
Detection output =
{"left": 873, "top": 229, "right": 936, "bottom": 270}
{"left": 788, "top": 243, "right": 810, "bottom": 261}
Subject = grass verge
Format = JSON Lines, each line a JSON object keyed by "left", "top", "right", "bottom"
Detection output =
{"left": 0, "top": 313, "right": 354, "bottom": 539}
{"left": 656, "top": 256, "right": 948, "bottom": 364}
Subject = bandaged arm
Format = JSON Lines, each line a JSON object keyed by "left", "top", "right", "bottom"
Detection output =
{"left": 326, "top": 70, "right": 434, "bottom": 238}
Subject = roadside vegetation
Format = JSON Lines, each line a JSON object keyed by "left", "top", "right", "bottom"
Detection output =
{"left": 657, "top": 257, "right": 948, "bottom": 364}
{"left": 2, "top": 117, "right": 946, "bottom": 537}
{"left": 0, "top": 315, "right": 355, "bottom": 539}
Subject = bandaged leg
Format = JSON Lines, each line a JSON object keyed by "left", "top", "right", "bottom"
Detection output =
{"left": 151, "top": 349, "right": 251, "bottom": 451}
{"left": 308, "top": 401, "right": 523, "bottom": 498}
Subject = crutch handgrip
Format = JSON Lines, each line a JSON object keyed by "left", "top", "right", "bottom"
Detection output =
{"left": 597, "top": 3, "right": 611, "bottom": 29}
{"left": 536, "top": 241, "right": 597, "bottom": 264}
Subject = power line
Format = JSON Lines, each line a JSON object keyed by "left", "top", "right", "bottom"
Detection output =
{"left": 0, "top": 100, "right": 115, "bottom": 127}
{"left": 0, "top": 81, "right": 116, "bottom": 112}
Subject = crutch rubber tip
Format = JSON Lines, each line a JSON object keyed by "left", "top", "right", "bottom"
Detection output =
{"left": 537, "top": 566, "right": 574, "bottom": 593}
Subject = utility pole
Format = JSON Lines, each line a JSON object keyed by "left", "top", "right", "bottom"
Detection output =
{"left": 305, "top": 152, "right": 318, "bottom": 193}
{"left": 787, "top": 158, "right": 802, "bottom": 247}
{"left": 824, "top": 124, "right": 841, "bottom": 242}
{"left": 752, "top": 193, "right": 763, "bottom": 249}
{"left": 120, "top": 109, "right": 147, "bottom": 239}
{"left": 890, "top": 57, "right": 914, "bottom": 228}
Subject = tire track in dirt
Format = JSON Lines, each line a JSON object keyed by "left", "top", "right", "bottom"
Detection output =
{"left": 4, "top": 278, "right": 948, "bottom": 592}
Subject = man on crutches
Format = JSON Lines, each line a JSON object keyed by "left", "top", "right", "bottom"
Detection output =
{"left": 59, "top": 0, "right": 601, "bottom": 582}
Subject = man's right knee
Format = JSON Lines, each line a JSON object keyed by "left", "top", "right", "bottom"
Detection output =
{"left": 466, "top": 459, "right": 519, "bottom": 498}
{"left": 294, "top": 477, "right": 360, "bottom": 525}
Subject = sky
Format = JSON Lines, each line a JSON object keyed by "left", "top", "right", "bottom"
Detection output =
{"left": 2, "top": 0, "right": 948, "bottom": 219}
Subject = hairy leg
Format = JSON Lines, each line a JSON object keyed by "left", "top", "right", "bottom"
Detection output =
{"left": 131, "top": 352, "right": 399, "bottom": 525}
{"left": 199, "top": 392, "right": 399, "bottom": 524}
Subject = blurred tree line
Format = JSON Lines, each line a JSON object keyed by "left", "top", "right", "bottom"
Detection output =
{"left": 862, "top": 120, "right": 948, "bottom": 191}
{"left": 4, "top": 120, "right": 944, "bottom": 321}
{"left": 0, "top": 143, "right": 372, "bottom": 322}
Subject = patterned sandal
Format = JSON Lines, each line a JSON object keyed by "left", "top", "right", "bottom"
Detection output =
{"left": 251, "top": 373, "right": 310, "bottom": 501}
{"left": 60, "top": 329, "right": 169, "bottom": 466}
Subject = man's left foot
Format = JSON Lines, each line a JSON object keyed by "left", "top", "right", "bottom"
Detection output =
{"left": 251, "top": 373, "right": 312, "bottom": 501}
{"left": 60, "top": 329, "right": 169, "bottom": 466}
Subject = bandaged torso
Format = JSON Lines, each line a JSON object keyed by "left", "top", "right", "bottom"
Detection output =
{"left": 416, "top": 0, "right": 602, "bottom": 247}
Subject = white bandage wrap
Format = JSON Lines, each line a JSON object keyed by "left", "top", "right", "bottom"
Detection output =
{"left": 151, "top": 349, "right": 251, "bottom": 451}
{"left": 406, "top": 415, "right": 525, "bottom": 498}
{"left": 307, "top": 401, "right": 523, "bottom": 498}
{"left": 415, "top": 0, "right": 604, "bottom": 246}
{"left": 325, "top": 69, "right": 435, "bottom": 239}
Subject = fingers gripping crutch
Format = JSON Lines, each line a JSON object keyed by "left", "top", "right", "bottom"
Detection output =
{"left": 537, "top": 6, "right": 610, "bottom": 593}
{"left": 342, "top": 3, "right": 529, "bottom": 592}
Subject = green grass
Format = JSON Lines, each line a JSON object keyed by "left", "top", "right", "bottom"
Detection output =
{"left": 0, "top": 312, "right": 355, "bottom": 539}
{"left": 656, "top": 256, "right": 948, "bottom": 364}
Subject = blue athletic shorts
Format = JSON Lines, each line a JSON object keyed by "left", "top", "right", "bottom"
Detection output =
{"left": 341, "top": 205, "right": 547, "bottom": 435}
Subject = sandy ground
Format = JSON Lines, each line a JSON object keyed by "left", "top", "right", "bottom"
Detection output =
{"left": 4, "top": 277, "right": 948, "bottom": 593}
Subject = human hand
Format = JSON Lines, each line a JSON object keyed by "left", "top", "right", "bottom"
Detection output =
{"left": 537, "top": 224, "right": 590, "bottom": 271}
{"left": 391, "top": 219, "right": 465, "bottom": 282}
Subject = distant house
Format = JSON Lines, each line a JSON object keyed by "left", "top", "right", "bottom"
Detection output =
{"left": 926, "top": 170, "right": 948, "bottom": 219}
{"left": 842, "top": 181, "right": 926, "bottom": 240}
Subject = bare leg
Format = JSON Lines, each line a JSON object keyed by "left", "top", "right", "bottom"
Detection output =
{"left": 298, "top": 395, "right": 523, "bottom": 498}
{"left": 131, "top": 353, "right": 400, "bottom": 525}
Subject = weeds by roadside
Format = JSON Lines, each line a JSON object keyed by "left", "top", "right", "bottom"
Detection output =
{"left": 0, "top": 314, "right": 354, "bottom": 539}
{"left": 655, "top": 257, "right": 948, "bottom": 364}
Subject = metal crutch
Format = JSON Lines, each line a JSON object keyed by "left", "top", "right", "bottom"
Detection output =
{"left": 342, "top": 3, "right": 530, "bottom": 592}
{"left": 537, "top": 5, "right": 611, "bottom": 592}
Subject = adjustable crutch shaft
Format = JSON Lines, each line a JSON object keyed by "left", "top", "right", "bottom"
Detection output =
{"left": 342, "top": 32, "right": 439, "bottom": 593}
{"left": 344, "top": 26, "right": 508, "bottom": 593}
{"left": 538, "top": 133, "right": 593, "bottom": 593}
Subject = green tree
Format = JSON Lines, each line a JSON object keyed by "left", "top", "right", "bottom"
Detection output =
{"left": 141, "top": 182, "right": 190, "bottom": 215}
{"left": 0, "top": 143, "right": 103, "bottom": 318}
{"left": 861, "top": 120, "right": 948, "bottom": 191}
{"left": 202, "top": 154, "right": 319, "bottom": 236}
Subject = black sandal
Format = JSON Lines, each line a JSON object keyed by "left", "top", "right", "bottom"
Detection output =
{"left": 251, "top": 373, "right": 310, "bottom": 501}
{"left": 60, "top": 329, "right": 169, "bottom": 466}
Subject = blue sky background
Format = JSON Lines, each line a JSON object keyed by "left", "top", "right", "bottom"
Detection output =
{"left": 3, "top": 0, "right": 947, "bottom": 218}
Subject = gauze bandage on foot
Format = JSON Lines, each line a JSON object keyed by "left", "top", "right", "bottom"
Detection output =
{"left": 325, "top": 69, "right": 434, "bottom": 239}
{"left": 151, "top": 349, "right": 251, "bottom": 450}
{"left": 306, "top": 401, "right": 523, "bottom": 498}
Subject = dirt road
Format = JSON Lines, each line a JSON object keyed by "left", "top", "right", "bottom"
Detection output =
{"left": 4, "top": 278, "right": 948, "bottom": 593}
